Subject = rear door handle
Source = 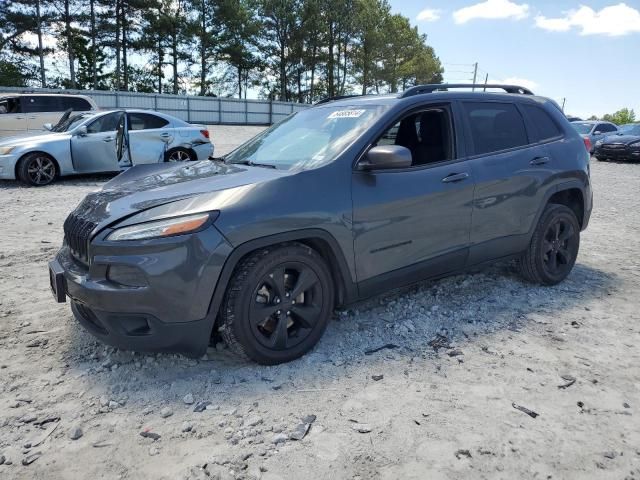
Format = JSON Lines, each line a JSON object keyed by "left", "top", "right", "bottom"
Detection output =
{"left": 160, "top": 133, "right": 171, "bottom": 138}
{"left": 103, "top": 137, "right": 114, "bottom": 142}
{"left": 530, "top": 156, "right": 550, "bottom": 166}
{"left": 442, "top": 172, "right": 469, "bottom": 183}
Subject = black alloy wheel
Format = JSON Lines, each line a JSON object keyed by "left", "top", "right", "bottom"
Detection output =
{"left": 541, "top": 216, "right": 578, "bottom": 279}
{"left": 518, "top": 203, "right": 580, "bottom": 285}
{"left": 18, "top": 153, "right": 57, "bottom": 186}
{"left": 220, "top": 243, "right": 334, "bottom": 364}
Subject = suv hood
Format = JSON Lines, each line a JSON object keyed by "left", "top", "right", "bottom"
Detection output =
{"left": 602, "top": 134, "right": 640, "bottom": 145}
{"left": 71, "top": 160, "right": 287, "bottom": 231}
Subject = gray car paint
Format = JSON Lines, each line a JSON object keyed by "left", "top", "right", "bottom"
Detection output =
{"left": 50, "top": 91, "right": 593, "bottom": 356}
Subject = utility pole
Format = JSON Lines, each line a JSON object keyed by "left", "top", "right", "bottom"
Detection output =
{"left": 561, "top": 98, "right": 566, "bottom": 112}
{"left": 472, "top": 62, "right": 478, "bottom": 91}
{"left": 483, "top": 73, "right": 488, "bottom": 91}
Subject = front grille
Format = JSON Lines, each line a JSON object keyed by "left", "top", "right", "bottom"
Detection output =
{"left": 63, "top": 213, "right": 96, "bottom": 263}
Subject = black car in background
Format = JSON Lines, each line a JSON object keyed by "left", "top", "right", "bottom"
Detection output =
{"left": 594, "top": 123, "right": 640, "bottom": 162}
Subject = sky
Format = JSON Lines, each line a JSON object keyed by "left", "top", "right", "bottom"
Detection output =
{"left": 389, "top": 0, "right": 640, "bottom": 119}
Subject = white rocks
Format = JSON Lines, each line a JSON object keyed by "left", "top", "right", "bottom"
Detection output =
{"left": 181, "top": 421, "right": 193, "bottom": 433}
{"left": 160, "top": 407, "right": 173, "bottom": 418}
{"left": 243, "top": 415, "right": 263, "bottom": 428}
{"left": 69, "top": 426, "right": 83, "bottom": 440}
{"left": 183, "top": 393, "right": 195, "bottom": 405}
{"left": 149, "top": 446, "right": 159, "bottom": 456}
{"left": 271, "top": 433, "right": 288, "bottom": 444}
{"left": 99, "top": 395, "right": 110, "bottom": 407}
{"left": 352, "top": 423, "right": 372, "bottom": 433}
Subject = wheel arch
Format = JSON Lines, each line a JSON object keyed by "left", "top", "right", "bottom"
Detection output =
{"left": 206, "top": 229, "right": 357, "bottom": 330}
{"left": 532, "top": 181, "right": 588, "bottom": 235}
{"left": 15, "top": 151, "right": 60, "bottom": 179}
{"left": 165, "top": 145, "right": 197, "bottom": 161}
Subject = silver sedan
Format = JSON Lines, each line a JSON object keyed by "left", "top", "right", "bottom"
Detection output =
{"left": 0, "top": 109, "right": 214, "bottom": 186}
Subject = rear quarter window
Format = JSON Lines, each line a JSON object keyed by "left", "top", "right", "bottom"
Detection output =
{"left": 462, "top": 102, "right": 528, "bottom": 155}
{"left": 128, "top": 113, "right": 169, "bottom": 130}
{"left": 61, "top": 96, "right": 93, "bottom": 111}
{"left": 521, "top": 104, "right": 563, "bottom": 142}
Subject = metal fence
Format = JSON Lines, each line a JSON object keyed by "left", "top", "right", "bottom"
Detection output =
{"left": 0, "top": 86, "right": 309, "bottom": 125}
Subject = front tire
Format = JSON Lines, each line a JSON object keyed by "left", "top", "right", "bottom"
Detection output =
{"left": 219, "top": 243, "right": 334, "bottom": 365}
{"left": 518, "top": 204, "right": 580, "bottom": 285}
{"left": 17, "top": 153, "right": 57, "bottom": 186}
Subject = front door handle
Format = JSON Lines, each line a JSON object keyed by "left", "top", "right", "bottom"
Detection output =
{"left": 103, "top": 137, "right": 114, "bottom": 142}
{"left": 160, "top": 133, "right": 171, "bottom": 138}
{"left": 530, "top": 156, "right": 550, "bottom": 166}
{"left": 442, "top": 172, "right": 469, "bottom": 183}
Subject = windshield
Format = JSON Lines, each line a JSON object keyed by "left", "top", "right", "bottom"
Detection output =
{"left": 51, "top": 113, "right": 91, "bottom": 132}
{"left": 225, "top": 104, "right": 388, "bottom": 170}
{"left": 619, "top": 124, "right": 640, "bottom": 135}
{"left": 572, "top": 122, "right": 593, "bottom": 135}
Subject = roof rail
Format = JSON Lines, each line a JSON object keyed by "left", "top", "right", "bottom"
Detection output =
{"left": 400, "top": 84, "right": 534, "bottom": 98}
{"left": 314, "top": 94, "right": 365, "bottom": 105}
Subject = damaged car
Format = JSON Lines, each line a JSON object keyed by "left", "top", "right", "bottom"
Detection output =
{"left": 49, "top": 84, "right": 592, "bottom": 364}
{"left": 0, "top": 109, "right": 213, "bottom": 186}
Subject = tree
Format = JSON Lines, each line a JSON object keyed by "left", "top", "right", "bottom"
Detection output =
{"left": 602, "top": 108, "right": 636, "bottom": 125}
{"left": 187, "top": 0, "right": 220, "bottom": 96}
{"left": 217, "top": 0, "right": 262, "bottom": 98}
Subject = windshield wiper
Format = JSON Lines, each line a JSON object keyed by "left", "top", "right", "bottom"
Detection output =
{"left": 233, "top": 160, "right": 277, "bottom": 169}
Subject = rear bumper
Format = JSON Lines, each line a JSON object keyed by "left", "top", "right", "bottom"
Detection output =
{"left": 193, "top": 142, "right": 214, "bottom": 160}
{"left": 51, "top": 224, "right": 233, "bottom": 356}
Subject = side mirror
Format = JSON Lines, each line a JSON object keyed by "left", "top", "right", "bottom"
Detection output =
{"left": 76, "top": 126, "right": 88, "bottom": 136}
{"left": 43, "top": 123, "right": 53, "bottom": 131}
{"left": 359, "top": 145, "right": 412, "bottom": 170}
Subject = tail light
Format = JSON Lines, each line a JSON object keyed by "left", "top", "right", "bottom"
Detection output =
{"left": 200, "top": 129, "right": 210, "bottom": 139}
{"left": 583, "top": 136, "right": 592, "bottom": 153}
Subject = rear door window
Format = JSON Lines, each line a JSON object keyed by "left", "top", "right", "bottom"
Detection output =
{"left": 23, "top": 96, "right": 62, "bottom": 113}
{"left": 598, "top": 123, "right": 617, "bottom": 133}
{"left": 521, "top": 104, "right": 562, "bottom": 142}
{"left": 62, "top": 96, "right": 93, "bottom": 111}
{"left": 462, "top": 102, "right": 529, "bottom": 155}
{"left": 127, "top": 112, "right": 169, "bottom": 130}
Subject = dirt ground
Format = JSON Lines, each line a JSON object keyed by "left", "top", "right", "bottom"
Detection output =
{"left": 0, "top": 137, "right": 639, "bottom": 479}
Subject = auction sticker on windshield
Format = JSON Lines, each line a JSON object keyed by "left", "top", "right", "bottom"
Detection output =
{"left": 328, "top": 109, "right": 366, "bottom": 119}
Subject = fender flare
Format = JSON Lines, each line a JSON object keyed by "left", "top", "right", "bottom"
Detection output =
{"left": 530, "top": 180, "right": 587, "bottom": 234}
{"left": 205, "top": 228, "right": 357, "bottom": 324}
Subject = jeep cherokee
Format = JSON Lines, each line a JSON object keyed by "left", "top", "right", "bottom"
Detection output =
{"left": 49, "top": 84, "right": 593, "bottom": 365}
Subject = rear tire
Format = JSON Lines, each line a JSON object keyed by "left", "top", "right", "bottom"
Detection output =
{"left": 518, "top": 204, "right": 580, "bottom": 285}
{"left": 17, "top": 153, "right": 57, "bottom": 186}
{"left": 219, "top": 243, "right": 334, "bottom": 365}
{"left": 165, "top": 147, "right": 194, "bottom": 162}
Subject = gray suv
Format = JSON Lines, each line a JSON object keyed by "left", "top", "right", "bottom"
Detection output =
{"left": 49, "top": 84, "right": 593, "bottom": 364}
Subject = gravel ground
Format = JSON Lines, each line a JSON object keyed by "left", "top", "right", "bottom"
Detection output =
{"left": 0, "top": 145, "right": 639, "bottom": 479}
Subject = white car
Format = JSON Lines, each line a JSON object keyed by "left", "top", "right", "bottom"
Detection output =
{"left": 0, "top": 109, "right": 214, "bottom": 186}
{"left": 0, "top": 93, "right": 98, "bottom": 137}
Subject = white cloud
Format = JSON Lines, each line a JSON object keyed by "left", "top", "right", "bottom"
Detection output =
{"left": 535, "top": 3, "right": 640, "bottom": 36}
{"left": 489, "top": 77, "right": 539, "bottom": 92}
{"left": 417, "top": 8, "right": 442, "bottom": 22}
{"left": 453, "top": 0, "right": 529, "bottom": 24}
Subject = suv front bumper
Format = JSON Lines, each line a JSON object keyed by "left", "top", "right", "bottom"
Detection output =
{"left": 49, "top": 225, "right": 233, "bottom": 356}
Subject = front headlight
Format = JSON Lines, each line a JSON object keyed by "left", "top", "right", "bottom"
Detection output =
{"left": 0, "top": 146, "right": 17, "bottom": 155}
{"left": 595, "top": 140, "right": 603, "bottom": 147}
{"left": 107, "top": 213, "right": 212, "bottom": 241}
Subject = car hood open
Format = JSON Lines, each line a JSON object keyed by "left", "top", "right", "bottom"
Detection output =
{"left": 70, "top": 160, "right": 287, "bottom": 231}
